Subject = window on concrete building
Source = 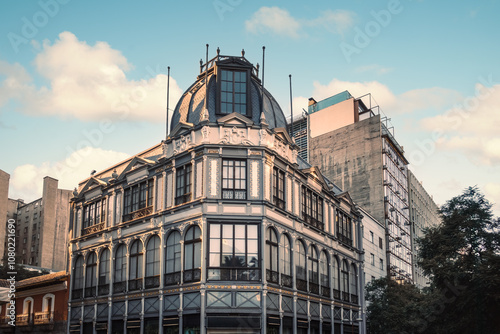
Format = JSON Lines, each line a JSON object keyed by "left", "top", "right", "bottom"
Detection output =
{"left": 341, "top": 260, "right": 349, "bottom": 301}
{"left": 123, "top": 179, "right": 154, "bottom": 221}
{"left": 295, "top": 240, "right": 307, "bottom": 291}
{"left": 370, "top": 231, "right": 374, "bottom": 243}
{"left": 308, "top": 246, "right": 319, "bottom": 294}
{"left": 350, "top": 264, "right": 358, "bottom": 300}
{"left": 336, "top": 210, "right": 353, "bottom": 246}
{"left": 222, "top": 159, "right": 247, "bottom": 200}
{"left": 208, "top": 223, "right": 259, "bottom": 281}
{"left": 175, "top": 164, "right": 192, "bottom": 205}
{"left": 379, "top": 237, "right": 383, "bottom": 249}
{"left": 379, "top": 258, "right": 384, "bottom": 270}
{"left": 370, "top": 253, "right": 375, "bottom": 265}
{"left": 145, "top": 235, "right": 160, "bottom": 288}
{"left": 266, "top": 227, "right": 279, "bottom": 284}
{"left": 129, "top": 240, "right": 144, "bottom": 291}
{"left": 165, "top": 231, "right": 181, "bottom": 286}
{"left": 273, "top": 167, "right": 285, "bottom": 210}
{"left": 184, "top": 225, "right": 202, "bottom": 282}
{"left": 332, "top": 256, "right": 340, "bottom": 296}
{"left": 73, "top": 256, "right": 84, "bottom": 299}
{"left": 219, "top": 69, "right": 248, "bottom": 115}
{"left": 320, "top": 250, "right": 330, "bottom": 298}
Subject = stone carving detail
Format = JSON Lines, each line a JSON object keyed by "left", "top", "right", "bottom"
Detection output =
{"left": 259, "top": 129, "right": 267, "bottom": 145}
{"left": 274, "top": 138, "right": 288, "bottom": 157}
{"left": 201, "top": 125, "right": 210, "bottom": 143}
{"left": 219, "top": 126, "right": 253, "bottom": 145}
{"left": 173, "top": 134, "right": 194, "bottom": 155}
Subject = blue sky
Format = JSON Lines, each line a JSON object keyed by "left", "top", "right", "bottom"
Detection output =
{"left": 1, "top": 0, "right": 499, "bottom": 215}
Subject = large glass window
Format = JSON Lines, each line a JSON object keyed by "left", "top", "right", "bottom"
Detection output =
{"left": 301, "top": 187, "right": 324, "bottom": 230}
{"left": 145, "top": 236, "right": 160, "bottom": 288}
{"left": 320, "top": 251, "right": 330, "bottom": 297}
{"left": 82, "top": 198, "right": 106, "bottom": 234}
{"left": 266, "top": 228, "right": 279, "bottom": 284}
{"left": 220, "top": 69, "right": 247, "bottom": 115}
{"left": 208, "top": 223, "right": 259, "bottom": 281}
{"left": 129, "top": 240, "right": 144, "bottom": 291}
{"left": 273, "top": 168, "right": 285, "bottom": 210}
{"left": 123, "top": 179, "right": 154, "bottom": 221}
{"left": 98, "top": 249, "right": 110, "bottom": 295}
{"left": 280, "top": 234, "right": 292, "bottom": 287}
{"left": 222, "top": 159, "right": 246, "bottom": 200}
{"left": 350, "top": 263, "right": 358, "bottom": 297}
{"left": 341, "top": 260, "right": 349, "bottom": 301}
{"left": 73, "top": 256, "right": 84, "bottom": 299}
{"left": 184, "top": 225, "right": 201, "bottom": 282}
{"left": 114, "top": 244, "right": 126, "bottom": 293}
{"left": 85, "top": 252, "right": 97, "bottom": 297}
{"left": 295, "top": 240, "right": 307, "bottom": 291}
{"left": 332, "top": 256, "right": 340, "bottom": 298}
{"left": 308, "top": 246, "right": 319, "bottom": 294}
{"left": 175, "top": 164, "right": 192, "bottom": 205}
{"left": 336, "top": 210, "right": 353, "bottom": 246}
{"left": 165, "top": 231, "right": 181, "bottom": 286}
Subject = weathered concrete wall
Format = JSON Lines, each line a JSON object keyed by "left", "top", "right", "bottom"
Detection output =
{"left": 0, "top": 169, "right": 9, "bottom": 264}
{"left": 309, "top": 115, "right": 386, "bottom": 224}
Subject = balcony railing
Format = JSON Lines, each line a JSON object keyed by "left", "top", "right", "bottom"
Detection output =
{"left": 34, "top": 311, "right": 53, "bottom": 325}
{"left": 338, "top": 234, "right": 353, "bottom": 247}
{"left": 266, "top": 269, "right": 279, "bottom": 284}
{"left": 0, "top": 315, "right": 11, "bottom": 327}
{"left": 175, "top": 193, "right": 192, "bottom": 206}
{"left": 208, "top": 268, "right": 260, "bottom": 281}
{"left": 273, "top": 196, "right": 285, "bottom": 210}
{"left": 72, "top": 288, "right": 83, "bottom": 300}
{"left": 351, "top": 294, "right": 359, "bottom": 304}
{"left": 84, "top": 286, "right": 96, "bottom": 298}
{"left": 98, "top": 284, "right": 110, "bottom": 296}
{"left": 342, "top": 292, "right": 350, "bottom": 302}
{"left": 164, "top": 272, "right": 181, "bottom": 286}
{"left": 145, "top": 275, "right": 160, "bottom": 289}
{"left": 16, "top": 314, "right": 31, "bottom": 326}
{"left": 113, "top": 281, "right": 126, "bottom": 293}
{"left": 321, "top": 285, "right": 331, "bottom": 298}
{"left": 82, "top": 222, "right": 105, "bottom": 236}
{"left": 123, "top": 205, "right": 153, "bottom": 222}
{"left": 302, "top": 212, "right": 324, "bottom": 230}
{"left": 333, "top": 289, "right": 341, "bottom": 300}
{"left": 296, "top": 278, "right": 307, "bottom": 292}
{"left": 309, "top": 282, "right": 319, "bottom": 295}
{"left": 184, "top": 268, "right": 201, "bottom": 282}
{"left": 128, "top": 278, "right": 143, "bottom": 291}
{"left": 281, "top": 273, "right": 293, "bottom": 288}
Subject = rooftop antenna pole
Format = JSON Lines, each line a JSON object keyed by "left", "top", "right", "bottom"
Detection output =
{"left": 261, "top": 46, "right": 265, "bottom": 117}
{"left": 166, "top": 66, "right": 170, "bottom": 140}
{"left": 205, "top": 44, "right": 209, "bottom": 111}
{"left": 289, "top": 74, "right": 293, "bottom": 138}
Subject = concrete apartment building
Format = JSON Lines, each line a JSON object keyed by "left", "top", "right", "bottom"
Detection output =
{"left": 67, "top": 52, "right": 366, "bottom": 334}
{"left": 290, "top": 91, "right": 440, "bottom": 284}
{"left": 0, "top": 171, "right": 72, "bottom": 271}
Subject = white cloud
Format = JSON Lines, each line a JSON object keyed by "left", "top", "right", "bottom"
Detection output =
{"left": 245, "top": 7, "right": 355, "bottom": 38}
{"left": 10, "top": 147, "right": 129, "bottom": 202}
{"left": 245, "top": 7, "right": 302, "bottom": 38}
{"left": 0, "top": 60, "right": 33, "bottom": 107}
{"left": 420, "top": 83, "right": 500, "bottom": 166}
{"left": 0, "top": 32, "right": 183, "bottom": 122}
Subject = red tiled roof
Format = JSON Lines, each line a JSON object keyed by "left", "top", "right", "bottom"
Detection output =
{"left": 17, "top": 271, "right": 68, "bottom": 288}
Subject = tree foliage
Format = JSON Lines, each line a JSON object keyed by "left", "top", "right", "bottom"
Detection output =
{"left": 366, "top": 187, "right": 500, "bottom": 334}
{"left": 417, "top": 186, "right": 500, "bottom": 333}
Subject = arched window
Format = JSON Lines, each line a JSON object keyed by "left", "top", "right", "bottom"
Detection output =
{"left": 341, "top": 260, "right": 349, "bottom": 301}
{"left": 85, "top": 252, "right": 97, "bottom": 297}
{"left": 319, "top": 251, "right": 330, "bottom": 297}
{"left": 129, "top": 240, "right": 144, "bottom": 291}
{"left": 184, "top": 225, "right": 201, "bottom": 282}
{"left": 42, "top": 293, "right": 55, "bottom": 320}
{"left": 350, "top": 263, "right": 358, "bottom": 298}
{"left": 165, "top": 231, "right": 181, "bottom": 286}
{"left": 23, "top": 297, "right": 34, "bottom": 315}
{"left": 114, "top": 244, "right": 126, "bottom": 293}
{"left": 308, "top": 246, "right": 319, "bottom": 294}
{"left": 73, "top": 255, "right": 84, "bottom": 299}
{"left": 280, "top": 233, "right": 292, "bottom": 287}
{"left": 295, "top": 240, "right": 307, "bottom": 291}
{"left": 145, "top": 235, "right": 161, "bottom": 288}
{"left": 332, "top": 256, "right": 340, "bottom": 298}
{"left": 98, "top": 248, "right": 110, "bottom": 295}
{"left": 266, "top": 228, "right": 279, "bottom": 284}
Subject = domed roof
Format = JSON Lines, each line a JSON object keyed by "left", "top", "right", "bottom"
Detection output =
{"left": 170, "top": 54, "right": 287, "bottom": 131}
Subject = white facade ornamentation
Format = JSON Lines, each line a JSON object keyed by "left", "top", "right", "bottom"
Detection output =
{"left": 219, "top": 126, "right": 254, "bottom": 145}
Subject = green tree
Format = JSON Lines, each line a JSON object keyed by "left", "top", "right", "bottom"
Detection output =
{"left": 418, "top": 186, "right": 500, "bottom": 334}
{"left": 366, "top": 277, "right": 427, "bottom": 334}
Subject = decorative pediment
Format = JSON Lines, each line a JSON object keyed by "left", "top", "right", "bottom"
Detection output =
{"left": 170, "top": 121, "right": 194, "bottom": 137}
{"left": 338, "top": 191, "right": 356, "bottom": 209}
{"left": 274, "top": 127, "right": 293, "bottom": 144}
{"left": 217, "top": 112, "right": 254, "bottom": 127}
{"left": 77, "top": 177, "right": 107, "bottom": 198}
{"left": 216, "top": 56, "right": 253, "bottom": 68}
{"left": 117, "top": 156, "right": 155, "bottom": 181}
{"left": 302, "top": 166, "right": 329, "bottom": 191}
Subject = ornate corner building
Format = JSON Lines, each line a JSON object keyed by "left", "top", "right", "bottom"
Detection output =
{"left": 67, "top": 52, "right": 365, "bottom": 334}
